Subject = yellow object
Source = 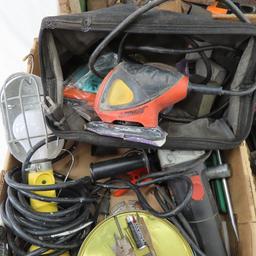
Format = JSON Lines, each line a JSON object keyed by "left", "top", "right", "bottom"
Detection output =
{"left": 28, "top": 163, "right": 69, "bottom": 256}
{"left": 28, "top": 169, "right": 57, "bottom": 212}
{"left": 78, "top": 211, "right": 193, "bottom": 256}
{"left": 29, "top": 246, "right": 69, "bottom": 256}
{"left": 107, "top": 79, "right": 134, "bottom": 106}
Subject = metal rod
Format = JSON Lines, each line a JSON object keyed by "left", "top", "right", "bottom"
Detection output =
{"left": 216, "top": 150, "right": 239, "bottom": 241}
{"left": 19, "top": 77, "right": 33, "bottom": 149}
{"left": 33, "top": 75, "right": 50, "bottom": 154}
{"left": 114, "top": 216, "right": 124, "bottom": 239}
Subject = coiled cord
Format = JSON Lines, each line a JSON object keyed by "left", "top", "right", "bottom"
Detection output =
{"left": 1, "top": 137, "right": 98, "bottom": 256}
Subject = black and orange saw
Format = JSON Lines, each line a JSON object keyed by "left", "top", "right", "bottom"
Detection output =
{"left": 86, "top": 61, "right": 255, "bottom": 146}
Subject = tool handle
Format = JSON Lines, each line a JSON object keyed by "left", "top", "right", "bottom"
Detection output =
{"left": 90, "top": 154, "right": 146, "bottom": 181}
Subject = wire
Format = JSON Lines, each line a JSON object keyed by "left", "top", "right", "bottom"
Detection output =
{"left": 185, "top": 37, "right": 212, "bottom": 84}
{"left": 117, "top": 33, "right": 129, "bottom": 63}
{"left": 220, "top": 0, "right": 250, "bottom": 24}
{"left": 57, "top": 148, "right": 75, "bottom": 196}
{"left": 189, "top": 83, "right": 256, "bottom": 96}
{"left": 153, "top": 188, "right": 206, "bottom": 256}
{"left": 138, "top": 151, "right": 211, "bottom": 181}
{"left": 2, "top": 138, "right": 99, "bottom": 255}
{"left": 52, "top": 142, "right": 78, "bottom": 164}
{"left": 161, "top": 101, "right": 229, "bottom": 123}
{"left": 88, "top": 0, "right": 170, "bottom": 78}
{"left": 96, "top": 174, "right": 193, "bottom": 218}
{"left": 124, "top": 45, "right": 236, "bottom": 55}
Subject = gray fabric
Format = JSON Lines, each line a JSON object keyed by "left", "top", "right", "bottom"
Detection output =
{"left": 47, "top": 32, "right": 64, "bottom": 106}
{"left": 163, "top": 118, "right": 235, "bottom": 139}
{"left": 38, "top": 5, "right": 256, "bottom": 148}
{"left": 227, "top": 37, "right": 255, "bottom": 133}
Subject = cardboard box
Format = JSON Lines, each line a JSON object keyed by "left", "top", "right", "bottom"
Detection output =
{"left": 1, "top": 31, "right": 256, "bottom": 255}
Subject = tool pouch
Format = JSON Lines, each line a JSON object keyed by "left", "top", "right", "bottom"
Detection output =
{"left": 39, "top": 4, "right": 256, "bottom": 150}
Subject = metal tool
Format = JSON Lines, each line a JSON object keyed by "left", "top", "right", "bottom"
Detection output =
{"left": 114, "top": 216, "right": 135, "bottom": 256}
{"left": 216, "top": 150, "right": 239, "bottom": 241}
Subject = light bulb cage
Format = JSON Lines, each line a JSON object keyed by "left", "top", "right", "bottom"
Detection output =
{"left": 0, "top": 73, "right": 61, "bottom": 162}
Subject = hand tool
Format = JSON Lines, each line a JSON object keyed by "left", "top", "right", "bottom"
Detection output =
{"left": 87, "top": 61, "right": 256, "bottom": 146}
{"left": 207, "top": 153, "right": 228, "bottom": 214}
{"left": 158, "top": 149, "right": 228, "bottom": 256}
{"left": 113, "top": 216, "right": 136, "bottom": 256}
{"left": 216, "top": 150, "right": 239, "bottom": 241}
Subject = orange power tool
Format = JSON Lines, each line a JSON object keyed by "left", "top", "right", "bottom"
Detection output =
{"left": 94, "top": 62, "right": 189, "bottom": 128}
{"left": 86, "top": 61, "right": 232, "bottom": 146}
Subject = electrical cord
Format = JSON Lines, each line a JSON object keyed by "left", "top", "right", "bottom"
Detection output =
{"left": 96, "top": 174, "right": 193, "bottom": 218}
{"left": 189, "top": 82, "right": 256, "bottom": 96}
{"left": 153, "top": 186, "right": 199, "bottom": 244}
{"left": 161, "top": 101, "right": 229, "bottom": 123}
{"left": 21, "top": 135, "right": 59, "bottom": 183}
{"left": 2, "top": 138, "right": 99, "bottom": 256}
{"left": 220, "top": 0, "right": 250, "bottom": 24}
{"left": 138, "top": 151, "right": 211, "bottom": 181}
{"left": 117, "top": 33, "right": 129, "bottom": 63}
{"left": 52, "top": 141, "right": 78, "bottom": 164}
{"left": 89, "top": 0, "right": 170, "bottom": 78}
{"left": 153, "top": 188, "right": 206, "bottom": 256}
{"left": 124, "top": 45, "right": 236, "bottom": 55}
{"left": 89, "top": 0, "right": 250, "bottom": 78}
{"left": 121, "top": 42, "right": 236, "bottom": 85}
{"left": 185, "top": 37, "right": 212, "bottom": 84}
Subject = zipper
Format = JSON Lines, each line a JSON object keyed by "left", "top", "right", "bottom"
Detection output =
{"left": 43, "top": 17, "right": 90, "bottom": 31}
{"left": 51, "top": 128, "right": 242, "bottom": 149}
{"left": 48, "top": 14, "right": 256, "bottom": 36}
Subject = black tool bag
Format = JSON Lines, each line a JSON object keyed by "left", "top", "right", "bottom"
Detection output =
{"left": 39, "top": 4, "right": 256, "bottom": 150}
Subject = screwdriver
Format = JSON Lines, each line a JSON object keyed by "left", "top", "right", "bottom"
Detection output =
{"left": 216, "top": 150, "right": 239, "bottom": 241}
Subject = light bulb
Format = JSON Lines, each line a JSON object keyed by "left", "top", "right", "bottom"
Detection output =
{"left": 1, "top": 73, "right": 64, "bottom": 163}
{"left": 12, "top": 109, "right": 64, "bottom": 162}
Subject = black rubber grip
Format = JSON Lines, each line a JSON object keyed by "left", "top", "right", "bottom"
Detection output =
{"left": 90, "top": 154, "right": 146, "bottom": 181}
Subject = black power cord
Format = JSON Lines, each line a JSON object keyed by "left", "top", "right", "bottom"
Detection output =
{"left": 124, "top": 45, "right": 236, "bottom": 55}
{"left": 89, "top": 0, "right": 250, "bottom": 78}
{"left": 154, "top": 187, "right": 206, "bottom": 256}
{"left": 1, "top": 137, "right": 98, "bottom": 256}
{"left": 89, "top": 0, "right": 170, "bottom": 78}
{"left": 95, "top": 156, "right": 209, "bottom": 255}
{"left": 96, "top": 174, "right": 193, "bottom": 218}
{"left": 220, "top": 0, "right": 250, "bottom": 23}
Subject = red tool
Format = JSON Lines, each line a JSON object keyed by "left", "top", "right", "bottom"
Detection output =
{"left": 94, "top": 62, "right": 189, "bottom": 128}
{"left": 113, "top": 168, "right": 149, "bottom": 197}
{"left": 88, "top": 61, "right": 245, "bottom": 146}
{"left": 64, "top": 86, "right": 96, "bottom": 106}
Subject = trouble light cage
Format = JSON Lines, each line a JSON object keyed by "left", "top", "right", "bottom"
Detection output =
{"left": 0, "top": 73, "right": 63, "bottom": 163}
